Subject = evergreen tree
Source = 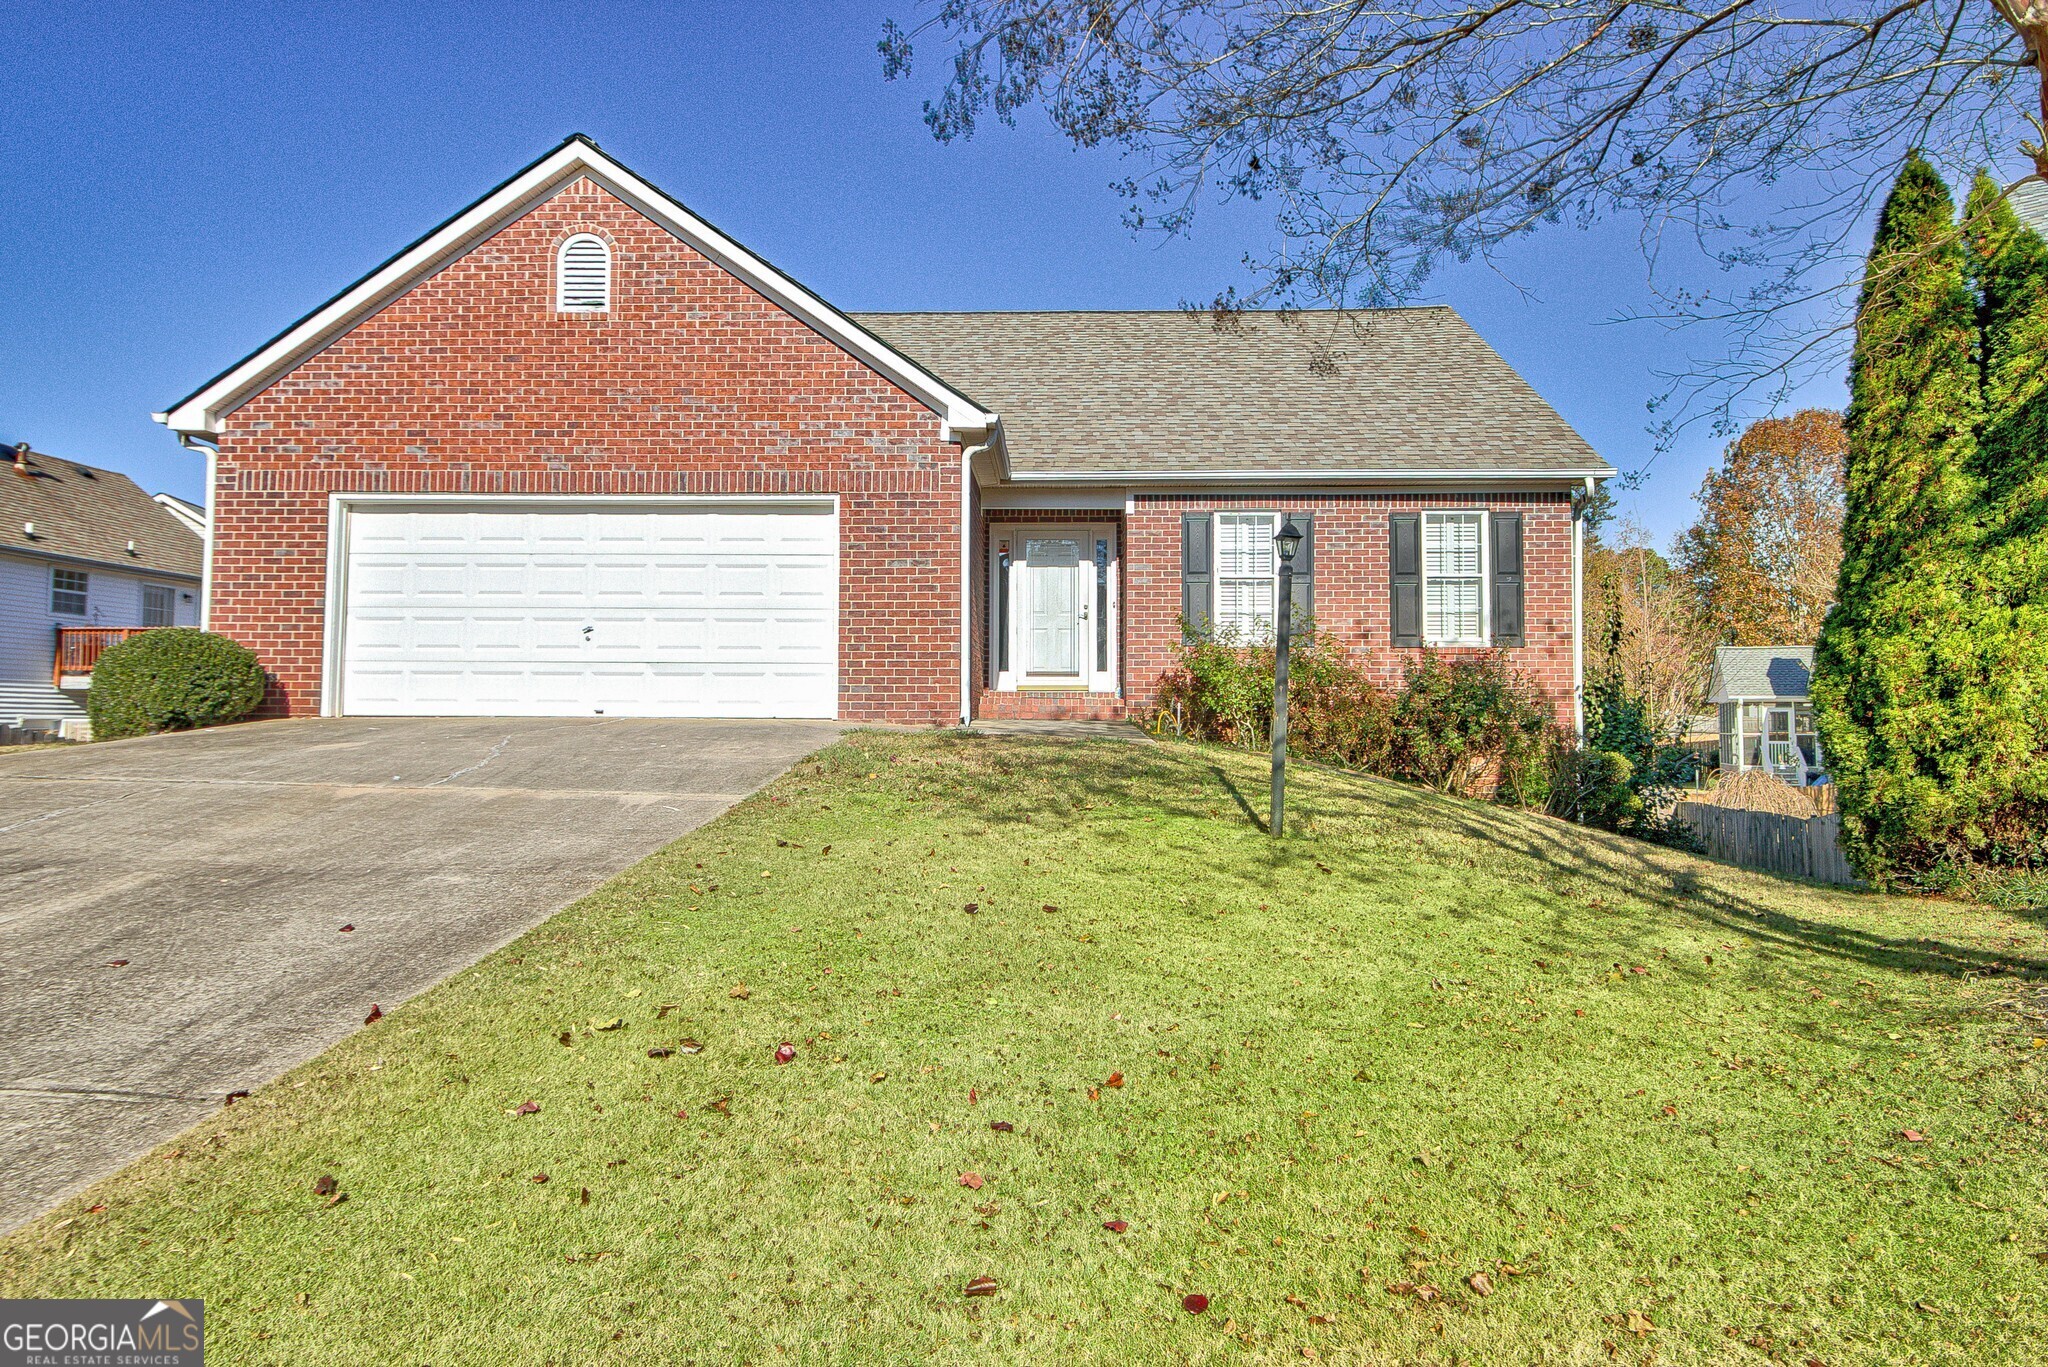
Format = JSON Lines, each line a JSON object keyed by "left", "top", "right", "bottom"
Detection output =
{"left": 1813, "top": 155, "right": 1983, "bottom": 883}
{"left": 1961, "top": 175, "right": 2048, "bottom": 869}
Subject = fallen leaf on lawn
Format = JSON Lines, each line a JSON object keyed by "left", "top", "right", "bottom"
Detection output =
{"left": 1915, "top": 1301, "right": 1938, "bottom": 1315}
{"left": 1103, "top": 1220, "right": 1128, "bottom": 1233}
{"left": 580, "top": 1187, "right": 590, "bottom": 1206}
{"left": 364, "top": 1004, "right": 383, "bottom": 1025}
{"left": 313, "top": 1175, "right": 338, "bottom": 1197}
{"left": 1087, "top": 1087, "right": 1101, "bottom": 1102}
{"left": 871, "top": 1072, "right": 887, "bottom": 1083}
{"left": 531, "top": 1174, "right": 549, "bottom": 1184}
{"left": 1408, "top": 1224, "right": 1431, "bottom": 1242}
{"left": 1285, "top": 1293, "right": 1307, "bottom": 1306}
{"left": 1042, "top": 904, "right": 1058, "bottom": 913}
{"left": 674, "top": 1108, "right": 689, "bottom": 1121}
{"left": 1105, "top": 1072, "right": 1125, "bottom": 1089}
{"left": 968, "top": 1087, "right": 979, "bottom": 1104}
{"left": 677, "top": 1039, "right": 704, "bottom": 1054}
{"left": 1625, "top": 1310, "right": 1656, "bottom": 1335}
{"left": 958, "top": 1172, "right": 985, "bottom": 1190}
{"left": 1385, "top": 1282, "right": 1415, "bottom": 1296}
{"left": 1308, "top": 1314, "right": 1332, "bottom": 1326}
{"left": 1901, "top": 1129, "right": 1928, "bottom": 1143}
{"left": 729, "top": 985, "right": 750, "bottom": 1000}
{"left": 964, "top": 903, "right": 980, "bottom": 915}
{"left": 86, "top": 1204, "right": 106, "bottom": 1215}
{"left": 1629, "top": 966, "right": 1650, "bottom": 976}
{"left": 821, "top": 845, "right": 831, "bottom": 854}
{"left": 1412, "top": 1284, "right": 1441, "bottom": 1303}
{"left": 224, "top": 1090, "right": 250, "bottom": 1105}
{"left": 338, "top": 924, "right": 354, "bottom": 933}
{"left": 709, "top": 1096, "right": 732, "bottom": 1115}
{"left": 1467, "top": 1271, "right": 1495, "bottom": 1297}
{"left": 656, "top": 1005, "right": 677, "bottom": 1019}
{"left": 774, "top": 1043, "right": 797, "bottom": 1064}
{"left": 647, "top": 1047, "right": 673, "bottom": 1059}
{"left": 324, "top": 1192, "right": 346, "bottom": 1209}
{"left": 1182, "top": 1293, "right": 1210, "bottom": 1314}
{"left": 558, "top": 1031, "right": 573, "bottom": 1046}
{"left": 593, "top": 1017, "right": 623, "bottom": 1032}
{"left": 989, "top": 1121, "right": 1016, "bottom": 1133}
{"left": 1662, "top": 1105, "right": 1677, "bottom": 1117}
{"left": 106, "top": 960, "right": 129, "bottom": 968}
{"left": 964, "top": 1275, "right": 999, "bottom": 1298}
{"left": 510, "top": 1100, "right": 541, "bottom": 1117}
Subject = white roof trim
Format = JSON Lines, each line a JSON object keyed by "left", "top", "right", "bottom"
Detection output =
{"left": 998, "top": 465, "right": 1617, "bottom": 485}
{"left": 155, "top": 136, "right": 996, "bottom": 438}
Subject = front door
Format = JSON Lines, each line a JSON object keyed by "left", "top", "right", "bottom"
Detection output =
{"left": 1021, "top": 537, "right": 1085, "bottom": 680}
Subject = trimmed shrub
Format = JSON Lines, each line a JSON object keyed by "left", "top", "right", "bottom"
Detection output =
{"left": 1156, "top": 629, "right": 1550, "bottom": 803}
{"left": 87, "top": 629, "right": 268, "bottom": 740}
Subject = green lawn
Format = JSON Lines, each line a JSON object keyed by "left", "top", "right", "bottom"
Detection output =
{"left": 5, "top": 731, "right": 2045, "bottom": 1365}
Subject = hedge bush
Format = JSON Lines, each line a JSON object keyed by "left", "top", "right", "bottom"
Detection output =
{"left": 1154, "top": 626, "right": 1553, "bottom": 802}
{"left": 87, "top": 629, "right": 268, "bottom": 740}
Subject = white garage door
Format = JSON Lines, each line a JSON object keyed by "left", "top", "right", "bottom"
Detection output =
{"left": 337, "top": 501, "right": 838, "bottom": 718}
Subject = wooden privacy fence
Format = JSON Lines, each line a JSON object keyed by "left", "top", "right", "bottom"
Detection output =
{"left": 1672, "top": 801, "right": 1860, "bottom": 887}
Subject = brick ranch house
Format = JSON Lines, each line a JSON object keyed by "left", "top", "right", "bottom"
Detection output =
{"left": 157, "top": 136, "right": 1614, "bottom": 728}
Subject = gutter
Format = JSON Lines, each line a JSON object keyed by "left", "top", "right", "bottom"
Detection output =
{"left": 999, "top": 466, "right": 1618, "bottom": 486}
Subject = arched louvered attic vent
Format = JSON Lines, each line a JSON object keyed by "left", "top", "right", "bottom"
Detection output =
{"left": 556, "top": 234, "right": 611, "bottom": 312}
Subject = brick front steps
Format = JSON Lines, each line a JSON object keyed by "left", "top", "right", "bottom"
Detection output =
{"left": 974, "top": 689, "right": 1129, "bottom": 722}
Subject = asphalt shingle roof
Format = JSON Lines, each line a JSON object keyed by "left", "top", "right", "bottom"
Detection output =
{"left": 1707, "top": 646, "right": 1814, "bottom": 703}
{"left": 850, "top": 308, "right": 1606, "bottom": 479}
{"left": 0, "top": 447, "right": 202, "bottom": 577}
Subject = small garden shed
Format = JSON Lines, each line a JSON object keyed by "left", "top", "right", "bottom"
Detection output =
{"left": 1708, "top": 645, "right": 1827, "bottom": 786}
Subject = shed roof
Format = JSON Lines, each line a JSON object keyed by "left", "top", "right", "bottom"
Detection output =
{"left": 1707, "top": 645, "right": 1813, "bottom": 703}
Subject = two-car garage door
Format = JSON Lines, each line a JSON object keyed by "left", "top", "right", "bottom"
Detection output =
{"left": 337, "top": 501, "right": 838, "bottom": 718}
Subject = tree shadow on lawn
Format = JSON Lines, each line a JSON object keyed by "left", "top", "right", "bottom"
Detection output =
{"left": 908, "top": 731, "right": 2048, "bottom": 989}
{"left": 1376, "top": 784, "right": 2048, "bottom": 987}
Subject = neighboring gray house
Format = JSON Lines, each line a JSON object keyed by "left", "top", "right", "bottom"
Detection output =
{"left": 1707, "top": 645, "right": 1826, "bottom": 785}
{"left": 1, "top": 443, "right": 203, "bottom": 737}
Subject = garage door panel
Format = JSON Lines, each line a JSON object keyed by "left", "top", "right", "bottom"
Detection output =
{"left": 341, "top": 503, "right": 839, "bottom": 718}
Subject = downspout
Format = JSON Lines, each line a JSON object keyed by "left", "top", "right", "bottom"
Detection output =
{"left": 956, "top": 428, "right": 994, "bottom": 726}
{"left": 1572, "top": 476, "right": 1589, "bottom": 737}
{"left": 177, "top": 432, "right": 219, "bottom": 632}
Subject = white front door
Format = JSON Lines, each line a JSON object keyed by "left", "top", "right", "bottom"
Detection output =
{"left": 1021, "top": 538, "right": 1085, "bottom": 679}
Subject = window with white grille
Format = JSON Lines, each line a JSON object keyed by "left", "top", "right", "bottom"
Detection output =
{"left": 51, "top": 567, "right": 87, "bottom": 616}
{"left": 1213, "top": 512, "right": 1278, "bottom": 641}
{"left": 556, "top": 234, "right": 611, "bottom": 312}
{"left": 1422, "top": 511, "right": 1487, "bottom": 645}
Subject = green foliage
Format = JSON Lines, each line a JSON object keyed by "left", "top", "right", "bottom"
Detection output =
{"left": 1813, "top": 155, "right": 1987, "bottom": 885}
{"left": 1548, "top": 598, "right": 1698, "bottom": 839}
{"left": 87, "top": 628, "right": 268, "bottom": 740}
{"left": 1959, "top": 173, "right": 2048, "bottom": 866}
{"left": 1389, "top": 649, "right": 1553, "bottom": 800}
{"left": 1157, "top": 628, "right": 1552, "bottom": 802}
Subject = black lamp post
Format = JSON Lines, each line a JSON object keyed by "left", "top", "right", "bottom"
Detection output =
{"left": 1270, "top": 518, "right": 1304, "bottom": 837}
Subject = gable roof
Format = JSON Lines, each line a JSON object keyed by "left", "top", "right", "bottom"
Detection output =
{"left": 156, "top": 135, "right": 996, "bottom": 440}
{"left": 1707, "top": 645, "right": 1813, "bottom": 703}
{"left": 853, "top": 308, "right": 1612, "bottom": 482}
{"left": 0, "top": 447, "right": 203, "bottom": 577}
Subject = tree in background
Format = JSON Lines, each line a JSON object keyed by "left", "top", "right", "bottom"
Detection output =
{"left": 1960, "top": 175, "right": 2048, "bottom": 871}
{"left": 1676, "top": 411, "right": 1846, "bottom": 647}
{"left": 1813, "top": 155, "right": 1984, "bottom": 885}
{"left": 885, "top": 0, "right": 2048, "bottom": 437}
{"left": 1586, "top": 517, "right": 1710, "bottom": 728}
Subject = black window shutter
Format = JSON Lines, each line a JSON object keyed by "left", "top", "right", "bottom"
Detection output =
{"left": 1285, "top": 512, "right": 1314, "bottom": 630}
{"left": 1390, "top": 513, "right": 1422, "bottom": 647}
{"left": 1181, "top": 513, "right": 1213, "bottom": 638}
{"left": 1491, "top": 512, "right": 1525, "bottom": 647}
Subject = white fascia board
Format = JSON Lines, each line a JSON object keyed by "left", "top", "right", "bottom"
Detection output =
{"left": 157, "top": 139, "right": 996, "bottom": 439}
{"left": 998, "top": 466, "right": 1618, "bottom": 485}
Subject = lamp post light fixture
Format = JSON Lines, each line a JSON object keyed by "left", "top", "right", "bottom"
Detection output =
{"left": 1270, "top": 518, "right": 1304, "bottom": 837}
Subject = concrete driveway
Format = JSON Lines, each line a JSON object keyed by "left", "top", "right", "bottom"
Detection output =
{"left": 0, "top": 716, "right": 840, "bottom": 1231}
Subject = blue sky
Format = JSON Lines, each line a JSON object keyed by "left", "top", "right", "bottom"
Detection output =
{"left": 1, "top": 1, "right": 1844, "bottom": 545}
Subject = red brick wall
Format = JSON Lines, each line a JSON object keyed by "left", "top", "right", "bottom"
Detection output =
{"left": 1123, "top": 492, "right": 1577, "bottom": 724}
{"left": 210, "top": 177, "right": 962, "bottom": 724}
